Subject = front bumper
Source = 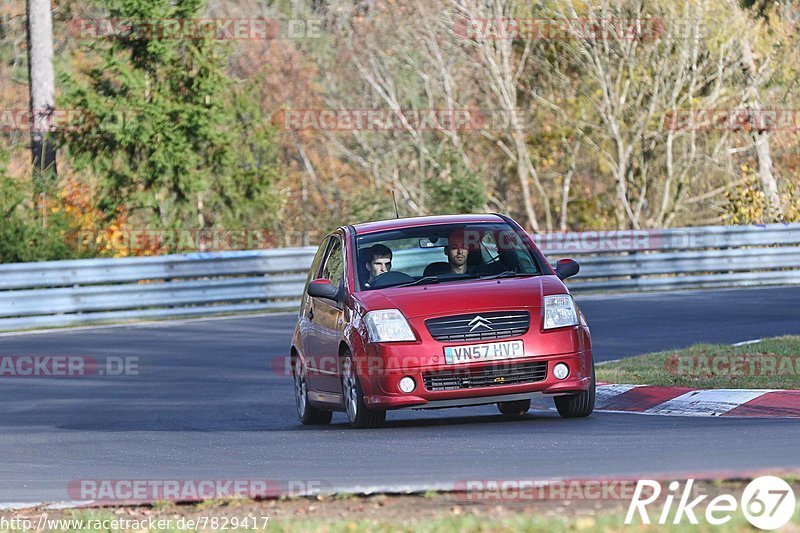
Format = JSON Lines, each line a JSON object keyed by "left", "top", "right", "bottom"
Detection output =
{"left": 361, "top": 350, "right": 592, "bottom": 410}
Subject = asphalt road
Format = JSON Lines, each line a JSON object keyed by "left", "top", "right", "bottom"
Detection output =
{"left": 1, "top": 286, "right": 799, "bottom": 503}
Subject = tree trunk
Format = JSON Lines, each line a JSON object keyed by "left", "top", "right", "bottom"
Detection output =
{"left": 26, "top": 0, "right": 57, "bottom": 183}
{"left": 741, "top": 38, "right": 782, "bottom": 220}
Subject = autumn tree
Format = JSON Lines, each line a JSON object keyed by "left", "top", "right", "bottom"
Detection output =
{"left": 59, "top": 0, "right": 283, "bottom": 241}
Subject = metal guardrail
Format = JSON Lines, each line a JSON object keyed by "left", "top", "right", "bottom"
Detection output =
{"left": 0, "top": 249, "right": 313, "bottom": 331}
{"left": 535, "top": 224, "right": 800, "bottom": 292}
{"left": 0, "top": 223, "right": 798, "bottom": 331}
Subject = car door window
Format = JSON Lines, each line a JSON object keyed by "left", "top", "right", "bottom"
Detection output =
{"left": 306, "top": 237, "right": 330, "bottom": 284}
{"left": 301, "top": 237, "right": 331, "bottom": 313}
{"left": 321, "top": 238, "right": 344, "bottom": 288}
{"left": 481, "top": 232, "right": 499, "bottom": 263}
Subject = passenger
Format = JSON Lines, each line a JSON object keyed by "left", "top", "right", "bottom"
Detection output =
{"left": 364, "top": 244, "right": 393, "bottom": 288}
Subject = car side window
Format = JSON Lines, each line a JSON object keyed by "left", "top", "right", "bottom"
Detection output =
{"left": 306, "top": 237, "right": 330, "bottom": 286}
{"left": 481, "top": 232, "right": 499, "bottom": 263}
{"left": 321, "top": 238, "right": 344, "bottom": 287}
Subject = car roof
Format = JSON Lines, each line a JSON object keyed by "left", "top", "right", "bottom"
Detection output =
{"left": 350, "top": 214, "right": 506, "bottom": 235}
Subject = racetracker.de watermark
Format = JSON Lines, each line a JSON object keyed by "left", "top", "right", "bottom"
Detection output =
{"left": 0, "top": 516, "right": 270, "bottom": 531}
{"left": 278, "top": 108, "right": 568, "bottom": 132}
{"left": 0, "top": 356, "right": 139, "bottom": 377}
{"left": 278, "top": 354, "right": 580, "bottom": 377}
{"left": 532, "top": 230, "right": 655, "bottom": 253}
{"left": 453, "top": 479, "right": 651, "bottom": 501}
{"left": 664, "top": 109, "right": 800, "bottom": 132}
{"left": 0, "top": 108, "right": 133, "bottom": 132}
{"left": 67, "top": 18, "right": 322, "bottom": 40}
{"left": 68, "top": 479, "right": 329, "bottom": 502}
{"left": 666, "top": 354, "right": 800, "bottom": 377}
{"left": 278, "top": 109, "right": 485, "bottom": 131}
{"left": 274, "top": 354, "right": 454, "bottom": 377}
{"left": 77, "top": 228, "right": 273, "bottom": 252}
{"left": 452, "top": 17, "right": 703, "bottom": 41}
{"left": 530, "top": 227, "right": 787, "bottom": 253}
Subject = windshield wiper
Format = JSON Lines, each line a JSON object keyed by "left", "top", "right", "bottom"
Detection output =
{"left": 389, "top": 271, "right": 536, "bottom": 288}
{"left": 479, "top": 270, "right": 538, "bottom": 280}
{"left": 393, "top": 275, "right": 441, "bottom": 288}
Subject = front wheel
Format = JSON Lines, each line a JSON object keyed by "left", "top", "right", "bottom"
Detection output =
{"left": 554, "top": 362, "right": 596, "bottom": 418}
{"left": 342, "top": 353, "right": 386, "bottom": 429}
{"left": 497, "top": 399, "right": 531, "bottom": 417}
{"left": 294, "top": 358, "right": 332, "bottom": 425}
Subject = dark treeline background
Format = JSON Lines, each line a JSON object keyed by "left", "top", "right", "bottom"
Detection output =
{"left": 1, "top": 0, "right": 799, "bottom": 261}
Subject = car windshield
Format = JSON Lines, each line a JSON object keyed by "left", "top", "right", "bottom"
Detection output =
{"left": 355, "top": 222, "right": 543, "bottom": 291}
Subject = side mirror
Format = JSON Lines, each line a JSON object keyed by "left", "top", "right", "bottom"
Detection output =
{"left": 554, "top": 258, "right": 580, "bottom": 280}
{"left": 307, "top": 278, "right": 339, "bottom": 301}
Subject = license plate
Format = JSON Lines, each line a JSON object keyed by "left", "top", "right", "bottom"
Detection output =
{"left": 444, "top": 340, "right": 524, "bottom": 364}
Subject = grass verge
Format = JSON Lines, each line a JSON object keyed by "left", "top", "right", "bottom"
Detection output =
{"left": 42, "top": 508, "right": 800, "bottom": 532}
{"left": 596, "top": 335, "right": 800, "bottom": 389}
{"left": 4, "top": 479, "right": 799, "bottom": 533}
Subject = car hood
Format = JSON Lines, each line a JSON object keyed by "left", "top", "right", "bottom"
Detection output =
{"left": 353, "top": 275, "right": 567, "bottom": 319}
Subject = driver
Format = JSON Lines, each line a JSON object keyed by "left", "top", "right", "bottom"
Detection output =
{"left": 364, "top": 244, "right": 392, "bottom": 288}
{"left": 444, "top": 229, "right": 474, "bottom": 275}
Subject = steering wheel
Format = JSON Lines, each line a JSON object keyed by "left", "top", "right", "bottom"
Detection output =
{"left": 369, "top": 271, "right": 414, "bottom": 288}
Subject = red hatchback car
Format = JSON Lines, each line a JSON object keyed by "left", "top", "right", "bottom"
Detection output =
{"left": 290, "top": 214, "right": 595, "bottom": 428}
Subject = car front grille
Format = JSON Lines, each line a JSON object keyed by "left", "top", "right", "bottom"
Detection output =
{"left": 423, "top": 361, "right": 548, "bottom": 391}
{"left": 425, "top": 311, "right": 530, "bottom": 342}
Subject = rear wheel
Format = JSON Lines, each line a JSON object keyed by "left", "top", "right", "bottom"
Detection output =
{"left": 293, "top": 358, "right": 332, "bottom": 425}
{"left": 497, "top": 399, "right": 531, "bottom": 417}
{"left": 554, "top": 361, "right": 596, "bottom": 418}
{"left": 342, "top": 352, "right": 386, "bottom": 429}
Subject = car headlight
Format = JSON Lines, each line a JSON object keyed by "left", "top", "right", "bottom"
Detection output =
{"left": 364, "top": 309, "right": 416, "bottom": 342}
{"left": 543, "top": 295, "right": 578, "bottom": 330}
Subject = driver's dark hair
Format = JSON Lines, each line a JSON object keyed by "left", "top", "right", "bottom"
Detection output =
{"left": 365, "top": 244, "right": 392, "bottom": 263}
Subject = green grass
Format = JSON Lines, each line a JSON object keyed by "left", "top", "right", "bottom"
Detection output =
{"left": 597, "top": 335, "right": 800, "bottom": 389}
{"left": 13, "top": 503, "right": 797, "bottom": 533}
{"left": 265, "top": 511, "right": 800, "bottom": 533}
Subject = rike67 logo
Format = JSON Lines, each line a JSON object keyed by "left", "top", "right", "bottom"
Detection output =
{"left": 625, "top": 476, "right": 796, "bottom": 530}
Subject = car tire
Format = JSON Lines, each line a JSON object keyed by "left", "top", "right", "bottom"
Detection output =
{"left": 293, "top": 357, "right": 332, "bottom": 425}
{"left": 342, "top": 352, "right": 386, "bottom": 429}
{"left": 497, "top": 399, "right": 531, "bottom": 417}
{"left": 554, "top": 360, "right": 596, "bottom": 418}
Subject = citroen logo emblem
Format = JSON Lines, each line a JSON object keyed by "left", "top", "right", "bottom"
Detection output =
{"left": 468, "top": 315, "right": 494, "bottom": 332}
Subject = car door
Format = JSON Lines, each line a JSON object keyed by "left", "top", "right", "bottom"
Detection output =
{"left": 309, "top": 235, "right": 347, "bottom": 394}
{"left": 299, "top": 237, "right": 331, "bottom": 392}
